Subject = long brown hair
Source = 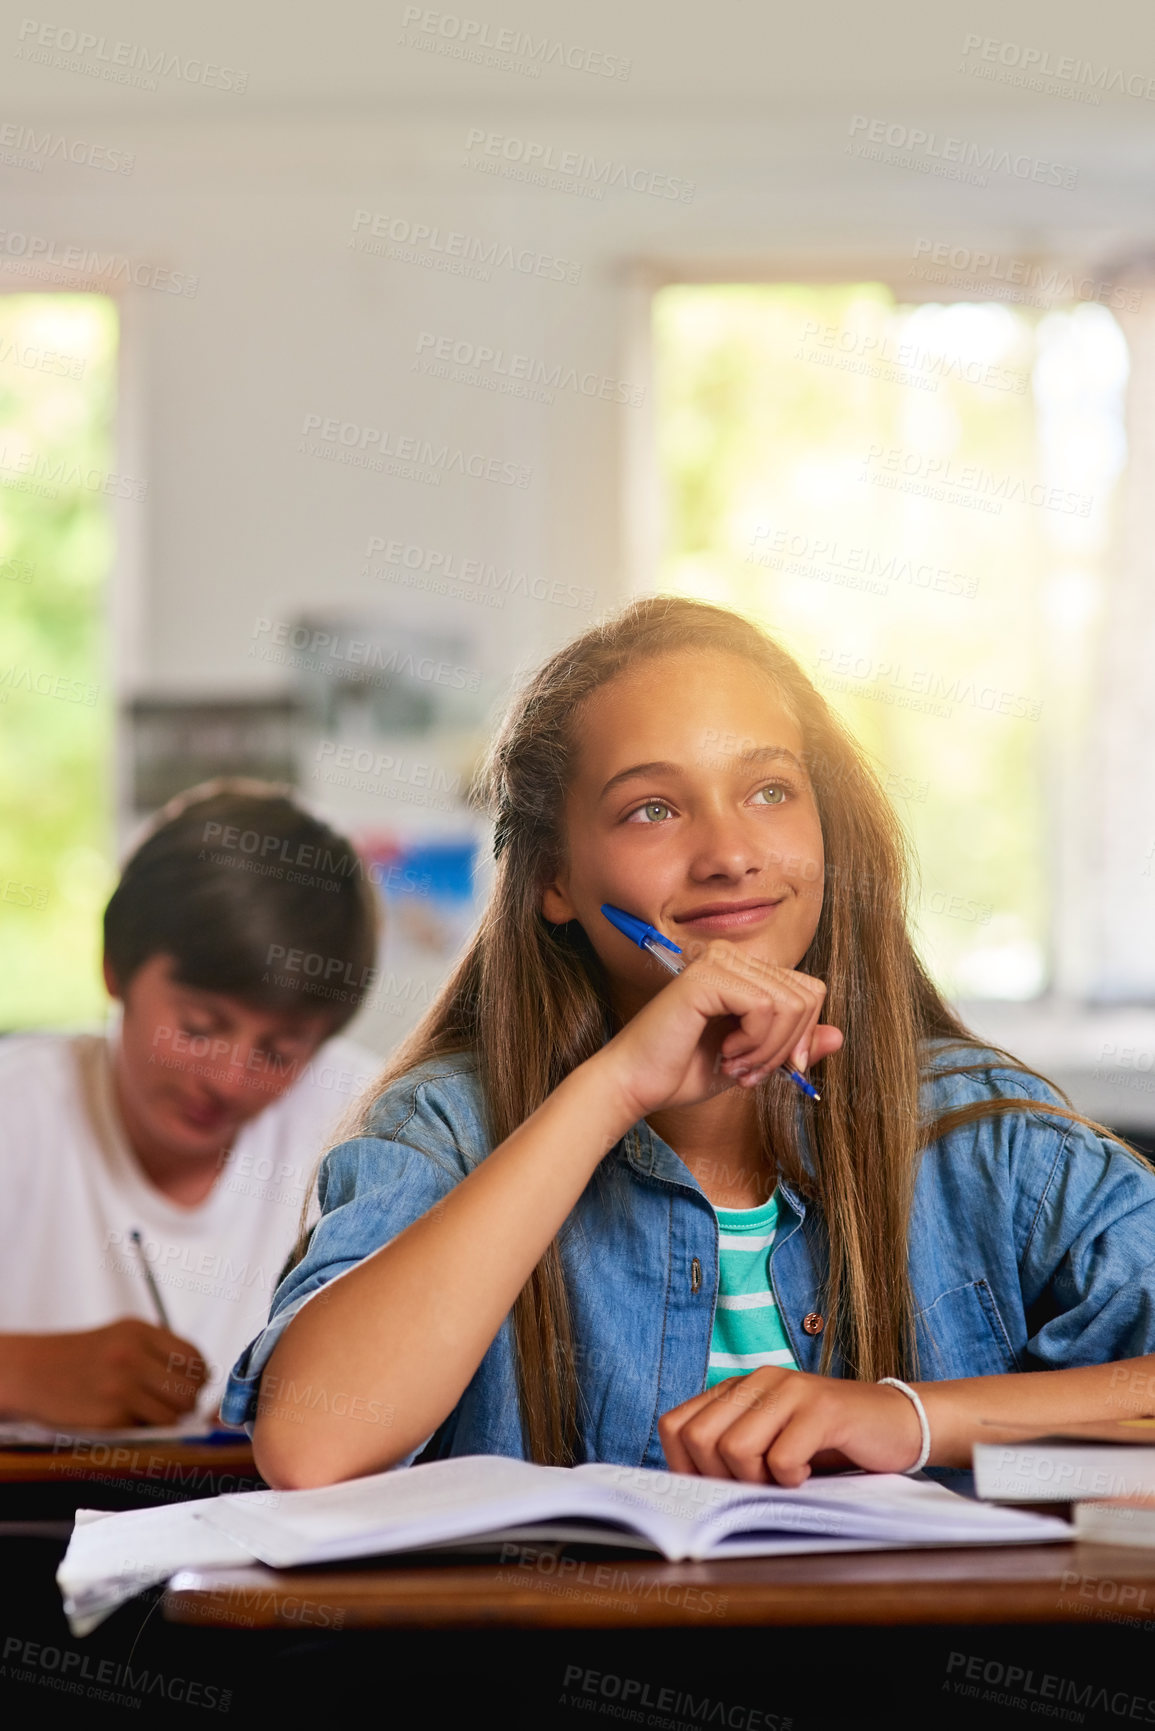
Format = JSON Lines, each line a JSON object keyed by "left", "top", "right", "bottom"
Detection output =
{"left": 296, "top": 596, "right": 1148, "bottom": 1464}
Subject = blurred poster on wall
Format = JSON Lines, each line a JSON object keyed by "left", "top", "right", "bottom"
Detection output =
{"left": 127, "top": 697, "right": 301, "bottom": 814}
{"left": 285, "top": 610, "right": 493, "bottom": 1053}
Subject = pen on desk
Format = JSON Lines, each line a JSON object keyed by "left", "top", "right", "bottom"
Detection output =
{"left": 129, "top": 1228, "right": 173, "bottom": 1331}
{"left": 600, "top": 903, "right": 822, "bottom": 1102}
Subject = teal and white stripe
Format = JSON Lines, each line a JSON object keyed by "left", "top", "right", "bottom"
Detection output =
{"left": 706, "top": 1189, "right": 800, "bottom": 1389}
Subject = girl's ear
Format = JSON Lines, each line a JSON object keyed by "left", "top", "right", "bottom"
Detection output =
{"left": 541, "top": 879, "right": 578, "bottom": 924}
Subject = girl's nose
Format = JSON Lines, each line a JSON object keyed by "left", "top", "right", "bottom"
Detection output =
{"left": 688, "top": 812, "right": 765, "bottom": 878}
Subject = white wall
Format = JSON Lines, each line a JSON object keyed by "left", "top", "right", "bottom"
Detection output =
{"left": 3, "top": 1, "right": 1153, "bottom": 706}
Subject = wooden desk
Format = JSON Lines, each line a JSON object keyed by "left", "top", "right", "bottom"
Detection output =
{"left": 164, "top": 1540, "right": 1155, "bottom": 1630}
{"left": 0, "top": 1439, "right": 261, "bottom": 1518}
{"left": 0, "top": 1439, "right": 257, "bottom": 1483}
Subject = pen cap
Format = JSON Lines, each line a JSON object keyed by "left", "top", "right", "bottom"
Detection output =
{"left": 600, "top": 904, "right": 681, "bottom": 954}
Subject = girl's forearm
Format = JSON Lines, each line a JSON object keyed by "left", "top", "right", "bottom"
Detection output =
{"left": 253, "top": 1054, "right": 639, "bottom": 1489}
{"left": 917, "top": 1358, "right": 1155, "bottom": 1469}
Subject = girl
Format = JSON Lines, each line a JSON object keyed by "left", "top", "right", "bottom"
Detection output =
{"left": 222, "top": 598, "right": 1155, "bottom": 1489}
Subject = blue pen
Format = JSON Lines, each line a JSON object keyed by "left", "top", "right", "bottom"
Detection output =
{"left": 600, "top": 903, "right": 821, "bottom": 1101}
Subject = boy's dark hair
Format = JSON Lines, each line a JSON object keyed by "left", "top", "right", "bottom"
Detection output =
{"left": 103, "top": 780, "right": 379, "bottom": 1031}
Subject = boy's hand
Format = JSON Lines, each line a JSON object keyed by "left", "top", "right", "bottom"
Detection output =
{"left": 659, "top": 1367, "right": 924, "bottom": 1484}
{"left": 0, "top": 1319, "right": 209, "bottom": 1428}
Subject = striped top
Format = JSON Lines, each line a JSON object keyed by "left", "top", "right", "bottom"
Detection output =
{"left": 706, "top": 1188, "right": 801, "bottom": 1389}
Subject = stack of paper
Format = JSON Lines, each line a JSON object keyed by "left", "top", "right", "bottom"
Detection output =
{"left": 0, "top": 1418, "right": 220, "bottom": 1448}
{"left": 58, "top": 1504, "right": 255, "bottom": 1637}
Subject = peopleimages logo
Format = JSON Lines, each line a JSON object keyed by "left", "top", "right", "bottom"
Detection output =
{"left": 399, "top": 7, "right": 631, "bottom": 80}
{"left": 0, "top": 121, "right": 134, "bottom": 173}
{"left": 0, "top": 227, "right": 198, "bottom": 295}
{"left": 298, "top": 413, "right": 532, "bottom": 488}
{"left": 15, "top": 18, "right": 248, "bottom": 92}
{"left": 959, "top": 34, "right": 1155, "bottom": 102}
{"left": 794, "top": 318, "right": 1027, "bottom": 396}
{"left": 0, "top": 332, "right": 85, "bottom": 376}
{"left": 249, "top": 617, "right": 481, "bottom": 691}
{"left": 747, "top": 526, "right": 978, "bottom": 600}
{"left": 1, "top": 1634, "right": 231, "bottom": 1713}
{"left": 847, "top": 115, "right": 1077, "bottom": 188}
{"left": 464, "top": 128, "right": 696, "bottom": 202}
{"left": 414, "top": 330, "right": 645, "bottom": 406}
{"left": 365, "top": 535, "right": 595, "bottom": 611}
{"left": 861, "top": 443, "right": 1093, "bottom": 518}
{"left": 814, "top": 646, "right": 1043, "bottom": 722}
{"left": 351, "top": 208, "right": 582, "bottom": 284}
{"left": 0, "top": 663, "right": 100, "bottom": 706}
{"left": 908, "top": 239, "right": 1142, "bottom": 312}
{"left": 945, "top": 1650, "right": 1155, "bottom": 1720}
{"left": 0, "top": 441, "right": 147, "bottom": 500}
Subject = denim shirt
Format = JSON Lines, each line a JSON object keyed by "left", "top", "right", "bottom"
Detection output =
{"left": 221, "top": 1041, "right": 1155, "bottom": 1468}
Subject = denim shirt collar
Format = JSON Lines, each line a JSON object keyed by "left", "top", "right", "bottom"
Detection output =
{"left": 620, "top": 1113, "right": 810, "bottom": 1223}
{"left": 622, "top": 1117, "right": 696, "bottom": 1189}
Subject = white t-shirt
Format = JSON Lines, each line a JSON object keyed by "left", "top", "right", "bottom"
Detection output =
{"left": 0, "top": 1028, "right": 381, "bottom": 1415}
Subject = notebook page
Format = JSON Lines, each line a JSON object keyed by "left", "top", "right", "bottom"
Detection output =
{"left": 576, "top": 1465, "right": 1072, "bottom": 1558}
{"left": 572, "top": 1462, "right": 752, "bottom": 1555}
{"left": 197, "top": 1453, "right": 682, "bottom": 1567}
{"left": 698, "top": 1489, "right": 1072, "bottom": 1553}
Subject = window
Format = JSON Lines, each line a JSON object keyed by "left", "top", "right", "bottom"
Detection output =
{"left": 653, "top": 283, "right": 1127, "bottom": 1000}
{"left": 0, "top": 294, "right": 118, "bottom": 1028}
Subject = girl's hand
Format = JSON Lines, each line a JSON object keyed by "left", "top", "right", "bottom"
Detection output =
{"left": 659, "top": 1368, "right": 924, "bottom": 1485}
{"left": 596, "top": 938, "right": 843, "bottom": 1120}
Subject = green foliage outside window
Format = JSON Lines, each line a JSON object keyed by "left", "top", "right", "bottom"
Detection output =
{"left": 0, "top": 294, "right": 117, "bottom": 1029}
{"left": 654, "top": 284, "right": 1126, "bottom": 999}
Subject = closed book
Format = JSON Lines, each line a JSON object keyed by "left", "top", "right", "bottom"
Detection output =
{"left": 1073, "top": 1497, "right": 1155, "bottom": 1547}
{"left": 975, "top": 1423, "right": 1155, "bottom": 1503}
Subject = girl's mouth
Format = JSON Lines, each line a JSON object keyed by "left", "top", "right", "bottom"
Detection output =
{"left": 672, "top": 897, "right": 785, "bottom": 935}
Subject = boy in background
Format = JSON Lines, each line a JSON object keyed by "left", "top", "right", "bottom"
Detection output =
{"left": 0, "top": 781, "right": 381, "bottom": 1427}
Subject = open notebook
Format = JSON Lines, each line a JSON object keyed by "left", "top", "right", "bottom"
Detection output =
{"left": 58, "top": 1453, "right": 1072, "bottom": 1635}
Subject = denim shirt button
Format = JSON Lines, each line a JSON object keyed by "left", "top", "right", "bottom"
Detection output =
{"left": 802, "top": 1312, "right": 824, "bottom": 1336}
{"left": 690, "top": 1257, "right": 702, "bottom": 1294}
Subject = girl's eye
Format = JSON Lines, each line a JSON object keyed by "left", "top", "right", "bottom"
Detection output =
{"left": 752, "top": 784, "right": 788, "bottom": 807}
{"left": 627, "top": 799, "right": 673, "bottom": 824}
